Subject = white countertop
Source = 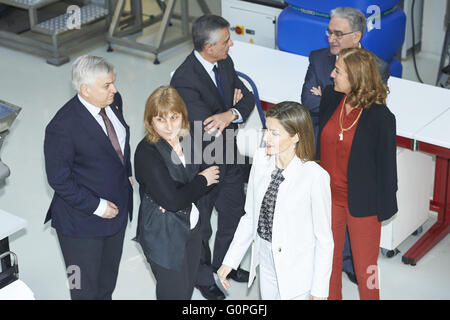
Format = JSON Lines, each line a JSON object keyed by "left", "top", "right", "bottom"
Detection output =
{"left": 229, "top": 41, "right": 308, "bottom": 104}
{"left": 386, "top": 77, "right": 450, "bottom": 139}
{"left": 0, "top": 209, "right": 26, "bottom": 240}
{"left": 0, "top": 280, "right": 35, "bottom": 300}
{"left": 414, "top": 108, "right": 450, "bottom": 149}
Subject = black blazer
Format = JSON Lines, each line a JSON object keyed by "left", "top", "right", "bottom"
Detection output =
{"left": 134, "top": 136, "right": 208, "bottom": 271}
{"left": 170, "top": 51, "right": 254, "bottom": 175}
{"left": 317, "top": 86, "right": 398, "bottom": 222}
{"left": 44, "top": 93, "right": 133, "bottom": 237}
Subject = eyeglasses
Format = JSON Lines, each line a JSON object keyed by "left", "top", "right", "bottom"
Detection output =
{"left": 326, "top": 29, "right": 355, "bottom": 39}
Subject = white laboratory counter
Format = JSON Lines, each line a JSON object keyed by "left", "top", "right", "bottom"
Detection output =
{"left": 0, "top": 209, "right": 26, "bottom": 241}
{"left": 0, "top": 209, "right": 33, "bottom": 299}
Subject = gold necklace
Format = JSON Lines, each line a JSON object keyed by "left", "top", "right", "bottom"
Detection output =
{"left": 339, "top": 96, "right": 363, "bottom": 141}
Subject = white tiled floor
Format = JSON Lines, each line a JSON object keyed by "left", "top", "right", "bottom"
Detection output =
{"left": 1, "top": 4, "right": 449, "bottom": 300}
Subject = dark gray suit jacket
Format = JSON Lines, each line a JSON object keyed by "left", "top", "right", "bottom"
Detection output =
{"left": 170, "top": 51, "right": 255, "bottom": 175}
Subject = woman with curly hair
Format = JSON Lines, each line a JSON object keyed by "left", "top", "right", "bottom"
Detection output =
{"left": 317, "top": 48, "right": 398, "bottom": 300}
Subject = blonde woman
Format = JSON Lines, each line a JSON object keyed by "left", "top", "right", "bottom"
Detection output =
{"left": 217, "top": 101, "right": 334, "bottom": 300}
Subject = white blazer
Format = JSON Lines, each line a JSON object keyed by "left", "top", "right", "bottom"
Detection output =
{"left": 222, "top": 147, "right": 334, "bottom": 299}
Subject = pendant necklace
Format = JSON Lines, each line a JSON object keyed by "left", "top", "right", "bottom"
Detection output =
{"left": 339, "top": 96, "right": 363, "bottom": 141}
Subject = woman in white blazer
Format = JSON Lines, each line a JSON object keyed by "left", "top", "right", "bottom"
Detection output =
{"left": 217, "top": 101, "right": 334, "bottom": 300}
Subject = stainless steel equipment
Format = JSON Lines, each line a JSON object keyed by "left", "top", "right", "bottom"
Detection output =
{"left": 0, "top": 100, "right": 21, "bottom": 290}
{"left": 0, "top": 100, "right": 21, "bottom": 184}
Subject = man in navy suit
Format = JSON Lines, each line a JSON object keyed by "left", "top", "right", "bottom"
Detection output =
{"left": 44, "top": 55, "right": 133, "bottom": 300}
{"left": 301, "top": 7, "right": 389, "bottom": 286}
{"left": 302, "top": 7, "right": 390, "bottom": 141}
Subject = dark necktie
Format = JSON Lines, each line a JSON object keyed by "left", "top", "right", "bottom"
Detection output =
{"left": 212, "top": 65, "right": 226, "bottom": 104}
{"left": 99, "top": 108, "right": 124, "bottom": 165}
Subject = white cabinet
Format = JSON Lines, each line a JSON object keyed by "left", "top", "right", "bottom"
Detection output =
{"left": 221, "top": 0, "right": 283, "bottom": 49}
{"left": 380, "top": 147, "right": 433, "bottom": 251}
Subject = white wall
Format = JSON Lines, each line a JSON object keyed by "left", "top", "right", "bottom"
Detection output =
{"left": 421, "top": 0, "right": 447, "bottom": 59}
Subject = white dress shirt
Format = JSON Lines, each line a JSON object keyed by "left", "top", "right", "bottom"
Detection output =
{"left": 193, "top": 50, "right": 243, "bottom": 123}
{"left": 77, "top": 94, "right": 126, "bottom": 217}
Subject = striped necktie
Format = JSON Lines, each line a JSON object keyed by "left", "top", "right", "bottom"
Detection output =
{"left": 99, "top": 108, "right": 124, "bottom": 165}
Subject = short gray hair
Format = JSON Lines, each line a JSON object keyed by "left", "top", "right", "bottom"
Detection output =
{"left": 71, "top": 55, "right": 115, "bottom": 92}
{"left": 192, "top": 14, "right": 230, "bottom": 51}
{"left": 331, "top": 7, "right": 366, "bottom": 36}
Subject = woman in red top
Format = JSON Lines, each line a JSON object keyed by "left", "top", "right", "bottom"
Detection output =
{"left": 317, "top": 48, "right": 398, "bottom": 300}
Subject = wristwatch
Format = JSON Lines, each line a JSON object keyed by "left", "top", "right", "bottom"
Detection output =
{"left": 231, "top": 108, "right": 239, "bottom": 121}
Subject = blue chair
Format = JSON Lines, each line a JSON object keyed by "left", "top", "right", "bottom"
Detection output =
{"left": 235, "top": 71, "right": 266, "bottom": 167}
{"left": 237, "top": 71, "right": 266, "bottom": 128}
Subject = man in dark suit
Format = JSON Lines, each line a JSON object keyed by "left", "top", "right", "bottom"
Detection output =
{"left": 44, "top": 55, "right": 133, "bottom": 300}
{"left": 171, "top": 15, "right": 255, "bottom": 300}
{"left": 301, "top": 7, "right": 389, "bottom": 286}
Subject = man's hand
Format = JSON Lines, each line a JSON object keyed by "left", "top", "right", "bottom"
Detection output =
{"left": 102, "top": 200, "right": 119, "bottom": 219}
{"left": 233, "top": 88, "right": 243, "bottom": 106}
{"left": 129, "top": 177, "right": 133, "bottom": 186}
{"left": 204, "top": 110, "right": 235, "bottom": 137}
{"left": 204, "top": 88, "right": 243, "bottom": 137}
{"left": 310, "top": 86, "right": 322, "bottom": 96}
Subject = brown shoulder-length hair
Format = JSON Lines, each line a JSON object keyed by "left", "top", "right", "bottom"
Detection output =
{"left": 338, "top": 47, "right": 389, "bottom": 109}
{"left": 265, "top": 101, "right": 315, "bottom": 161}
{"left": 144, "top": 85, "right": 190, "bottom": 144}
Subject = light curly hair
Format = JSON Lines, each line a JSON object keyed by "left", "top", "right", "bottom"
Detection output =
{"left": 338, "top": 47, "right": 389, "bottom": 109}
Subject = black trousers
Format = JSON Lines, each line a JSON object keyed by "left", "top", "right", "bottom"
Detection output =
{"left": 149, "top": 221, "right": 202, "bottom": 300}
{"left": 56, "top": 223, "right": 126, "bottom": 300}
{"left": 195, "top": 164, "right": 246, "bottom": 286}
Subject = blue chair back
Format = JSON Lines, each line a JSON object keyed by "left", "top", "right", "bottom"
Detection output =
{"left": 237, "top": 71, "right": 266, "bottom": 128}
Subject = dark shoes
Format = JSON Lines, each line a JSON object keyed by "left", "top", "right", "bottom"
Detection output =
{"left": 227, "top": 268, "right": 249, "bottom": 283}
{"left": 345, "top": 271, "right": 358, "bottom": 285}
{"left": 195, "top": 284, "right": 225, "bottom": 300}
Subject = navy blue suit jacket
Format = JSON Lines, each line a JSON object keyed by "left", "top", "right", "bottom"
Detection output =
{"left": 44, "top": 93, "right": 133, "bottom": 238}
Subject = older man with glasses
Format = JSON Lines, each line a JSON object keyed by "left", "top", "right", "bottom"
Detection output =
{"left": 301, "top": 6, "right": 390, "bottom": 286}
{"left": 302, "top": 7, "right": 390, "bottom": 135}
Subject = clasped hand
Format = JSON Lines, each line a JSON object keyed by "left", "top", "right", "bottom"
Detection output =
{"left": 203, "top": 88, "right": 243, "bottom": 137}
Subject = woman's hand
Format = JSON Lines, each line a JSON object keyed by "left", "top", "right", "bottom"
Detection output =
{"left": 310, "top": 295, "right": 327, "bottom": 300}
{"left": 199, "top": 165, "right": 220, "bottom": 186}
{"left": 217, "top": 264, "right": 232, "bottom": 291}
